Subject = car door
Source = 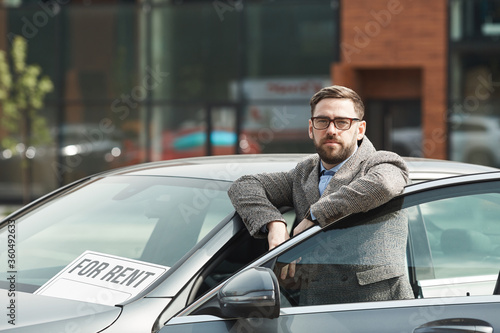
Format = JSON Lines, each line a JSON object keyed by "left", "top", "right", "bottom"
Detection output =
{"left": 158, "top": 175, "right": 500, "bottom": 333}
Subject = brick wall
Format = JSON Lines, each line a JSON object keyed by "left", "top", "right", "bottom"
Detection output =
{"left": 332, "top": 0, "right": 448, "bottom": 159}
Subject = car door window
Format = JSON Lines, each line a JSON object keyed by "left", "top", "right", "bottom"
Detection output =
{"left": 270, "top": 201, "right": 411, "bottom": 307}
{"left": 410, "top": 183, "right": 500, "bottom": 298}
{"left": 420, "top": 193, "right": 500, "bottom": 278}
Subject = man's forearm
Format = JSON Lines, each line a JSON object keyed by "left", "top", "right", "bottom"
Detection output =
{"left": 312, "top": 162, "right": 408, "bottom": 227}
{"left": 228, "top": 169, "right": 296, "bottom": 236}
{"left": 228, "top": 175, "right": 288, "bottom": 237}
{"left": 267, "top": 221, "right": 289, "bottom": 250}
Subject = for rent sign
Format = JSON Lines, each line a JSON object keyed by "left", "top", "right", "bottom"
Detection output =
{"left": 35, "top": 251, "right": 169, "bottom": 306}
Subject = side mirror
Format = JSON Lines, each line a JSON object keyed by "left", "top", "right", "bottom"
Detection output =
{"left": 218, "top": 267, "right": 280, "bottom": 319}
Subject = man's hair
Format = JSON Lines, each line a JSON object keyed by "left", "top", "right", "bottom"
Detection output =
{"left": 310, "top": 85, "right": 365, "bottom": 119}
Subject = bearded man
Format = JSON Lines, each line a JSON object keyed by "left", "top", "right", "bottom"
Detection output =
{"left": 228, "top": 85, "right": 414, "bottom": 304}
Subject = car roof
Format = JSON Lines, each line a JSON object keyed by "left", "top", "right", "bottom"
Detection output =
{"left": 404, "top": 157, "right": 499, "bottom": 182}
{"left": 96, "top": 154, "right": 500, "bottom": 182}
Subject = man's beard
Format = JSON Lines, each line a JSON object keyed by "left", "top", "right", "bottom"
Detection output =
{"left": 313, "top": 135, "right": 357, "bottom": 166}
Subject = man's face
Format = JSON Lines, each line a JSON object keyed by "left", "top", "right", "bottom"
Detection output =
{"left": 308, "top": 98, "right": 366, "bottom": 169}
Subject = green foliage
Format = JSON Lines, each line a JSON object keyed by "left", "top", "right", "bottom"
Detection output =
{"left": 0, "top": 35, "right": 54, "bottom": 153}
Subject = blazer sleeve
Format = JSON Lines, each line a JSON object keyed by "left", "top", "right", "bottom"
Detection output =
{"left": 228, "top": 170, "right": 295, "bottom": 237}
{"left": 311, "top": 151, "right": 409, "bottom": 228}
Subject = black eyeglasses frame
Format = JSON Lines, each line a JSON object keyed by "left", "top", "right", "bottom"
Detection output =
{"left": 310, "top": 116, "right": 361, "bottom": 130}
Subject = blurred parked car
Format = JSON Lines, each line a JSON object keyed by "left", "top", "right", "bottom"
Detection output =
{"left": 449, "top": 115, "right": 500, "bottom": 166}
{"left": 161, "top": 128, "right": 261, "bottom": 160}
{"left": 0, "top": 155, "right": 499, "bottom": 332}
{"left": 392, "top": 115, "right": 500, "bottom": 167}
{"left": 0, "top": 140, "right": 55, "bottom": 203}
{"left": 0, "top": 124, "right": 127, "bottom": 203}
{"left": 57, "top": 123, "right": 126, "bottom": 172}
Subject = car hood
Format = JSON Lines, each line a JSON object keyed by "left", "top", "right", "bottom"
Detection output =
{"left": 0, "top": 289, "right": 121, "bottom": 332}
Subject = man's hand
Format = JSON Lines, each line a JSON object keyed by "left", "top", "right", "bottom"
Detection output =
{"left": 280, "top": 218, "right": 315, "bottom": 279}
{"left": 292, "top": 218, "right": 316, "bottom": 236}
{"left": 270, "top": 219, "right": 315, "bottom": 280}
{"left": 267, "top": 221, "right": 289, "bottom": 250}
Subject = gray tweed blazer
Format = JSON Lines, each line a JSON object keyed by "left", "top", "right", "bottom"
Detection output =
{"left": 228, "top": 137, "right": 414, "bottom": 304}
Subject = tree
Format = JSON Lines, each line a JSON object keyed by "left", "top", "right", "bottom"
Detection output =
{"left": 0, "top": 35, "right": 54, "bottom": 204}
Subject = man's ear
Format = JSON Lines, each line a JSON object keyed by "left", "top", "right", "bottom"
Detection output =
{"left": 357, "top": 120, "right": 366, "bottom": 140}
{"left": 308, "top": 119, "right": 314, "bottom": 139}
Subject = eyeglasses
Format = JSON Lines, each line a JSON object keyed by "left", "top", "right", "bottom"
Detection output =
{"left": 311, "top": 117, "right": 361, "bottom": 130}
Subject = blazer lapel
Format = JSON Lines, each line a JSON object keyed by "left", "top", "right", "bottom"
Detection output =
{"left": 303, "top": 158, "right": 321, "bottom": 205}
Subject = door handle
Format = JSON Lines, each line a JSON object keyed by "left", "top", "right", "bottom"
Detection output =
{"left": 414, "top": 318, "right": 493, "bottom": 333}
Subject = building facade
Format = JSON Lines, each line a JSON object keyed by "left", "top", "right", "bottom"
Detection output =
{"left": 333, "top": 0, "right": 448, "bottom": 160}
{"left": 0, "top": 0, "right": 499, "bottom": 203}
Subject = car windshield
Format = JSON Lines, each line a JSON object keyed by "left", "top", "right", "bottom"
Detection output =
{"left": 0, "top": 175, "right": 234, "bottom": 291}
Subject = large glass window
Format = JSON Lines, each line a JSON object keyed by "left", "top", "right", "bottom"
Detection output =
{"left": 450, "top": 0, "right": 500, "bottom": 41}
{"left": 449, "top": 0, "right": 500, "bottom": 167}
{"left": 0, "top": 1, "right": 338, "bottom": 204}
